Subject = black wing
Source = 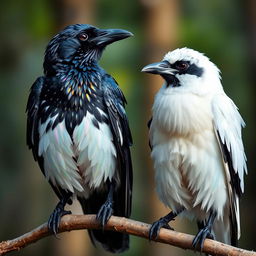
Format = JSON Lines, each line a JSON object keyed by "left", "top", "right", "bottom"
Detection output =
{"left": 148, "top": 117, "right": 152, "bottom": 150}
{"left": 103, "top": 74, "right": 133, "bottom": 218}
{"left": 26, "top": 76, "right": 44, "bottom": 161}
{"left": 26, "top": 76, "right": 70, "bottom": 202}
{"left": 78, "top": 74, "right": 133, "bottom": 253}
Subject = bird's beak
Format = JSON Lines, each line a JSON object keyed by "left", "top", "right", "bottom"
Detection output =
{"left": 92, "top": 29, "right": 133, "bottom": 46}
{"left": 141, "top": 61, "right": 177, "bottom": 76}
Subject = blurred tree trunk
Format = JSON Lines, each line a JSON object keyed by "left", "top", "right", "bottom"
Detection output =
{"left": 50, "top": 0, "right": 96, "bottom": 255}
{"left": 241, "top": 0, "right": 256, "bottom": 251}
{"left": 53, "top": 0, "right": 96, "bottom": 30}
{"left": 141, "top": 0, "right": 184, "bottom": 255}
{"left": 245, "top": 0, "right": 256, "bottom": 86}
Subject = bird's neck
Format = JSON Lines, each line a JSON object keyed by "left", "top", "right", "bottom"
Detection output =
{"left": 45, "top": 61, "right": 103, "bottom": 112}
{"left": 55, "top": 61, "right": 102, "bottom": 88}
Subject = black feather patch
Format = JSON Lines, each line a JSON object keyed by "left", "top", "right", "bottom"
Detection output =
{"left": 58, "top": 39, "right": 80, "bottom": 59}
{"left": 216, "top": 131, "right": 242, "bottom": 197}
{"left": 147, "top": 117, "right": 153, "bottom": 150}
{"left": 103, "top": 74, "right": 133, "bottom": 219}
{"left": 216, "top": 130, "right": 240, "bottom": 246}
{"left": 26, "top": 76, "right": 44, "bottom": 159}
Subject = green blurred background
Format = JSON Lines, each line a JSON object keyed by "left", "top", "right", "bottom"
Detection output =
{"left": 0, "top": 0, "right": 255, "bottom": 255}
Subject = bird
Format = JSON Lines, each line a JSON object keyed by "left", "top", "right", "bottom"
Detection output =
{"left": 26, "top": 24, "right": 133, "bottom": 253}
{"left": 142, "top": 47, "right": 247, "bottom": 249}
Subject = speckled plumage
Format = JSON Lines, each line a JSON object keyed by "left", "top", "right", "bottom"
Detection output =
{"left": 26, "top": 24, "right": 133, "bottom": 252}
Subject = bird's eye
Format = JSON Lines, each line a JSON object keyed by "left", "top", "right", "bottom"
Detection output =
{"left": 175, "top": 62, "right": 189, "bottom": 70}
{"left": 78, "top": 33, "right": 88, "bottom": 41}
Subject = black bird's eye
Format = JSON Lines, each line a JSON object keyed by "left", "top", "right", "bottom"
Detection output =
{"left": 78, "top": 33, "right": 88, "bottom": 41}
{"left": 175, "top": 61, "right": 189, "bottom": 70}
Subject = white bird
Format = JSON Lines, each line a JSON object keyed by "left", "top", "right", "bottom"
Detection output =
{"left": 142, "top": 47, "right": 247, "bottom": 249}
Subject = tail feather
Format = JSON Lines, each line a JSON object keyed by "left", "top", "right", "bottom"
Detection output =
{"left": 88, "top": 229, "right": 129, "bottom": 253}
{"left": 77, "top": 193, "right": 129, "bottom": 253}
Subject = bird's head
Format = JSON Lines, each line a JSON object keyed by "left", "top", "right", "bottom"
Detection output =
{"left": 142, "top": 48, "right": 222, "bottom": 95}
{"left": 44, "top": 24, "right": 133, "bottom": 75}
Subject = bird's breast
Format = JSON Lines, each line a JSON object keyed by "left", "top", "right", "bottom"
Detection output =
{"left": 38, "top": 101, "right": 118, "bottom": 197}
{"left": 151, "top": 129, "right": 228, "bottom": 219}
{"left": 152, "top": 89, "right": 213, "bottom": 136}
{"left": 41, "top": 76, "right": 106, "bottom": 135}
{"left": 150, "top": 89, "right": 228, "bottom": 219}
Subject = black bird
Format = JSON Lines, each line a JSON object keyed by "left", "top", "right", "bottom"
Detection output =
{"left": 26, "top": 24, "right": 133, "bottom": 253}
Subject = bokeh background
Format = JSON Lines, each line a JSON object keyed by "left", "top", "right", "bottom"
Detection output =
{"left": 0, "top": 0, "right": 255, "bottom": 255}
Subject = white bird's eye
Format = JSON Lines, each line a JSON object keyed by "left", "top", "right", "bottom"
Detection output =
{"left": 175, "top": 62, "right": 189, "bottom": 70}
{"left": 78, "top": 33, "right": 88, "bottom": 41}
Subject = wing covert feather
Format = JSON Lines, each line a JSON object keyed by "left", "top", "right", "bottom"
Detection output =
{"left": 212, "top": 93, "right": 247, "bottom": 243}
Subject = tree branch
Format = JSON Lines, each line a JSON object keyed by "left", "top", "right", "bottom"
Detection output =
{"left": 0, "top": 215, "right": 254, "bottom": 256}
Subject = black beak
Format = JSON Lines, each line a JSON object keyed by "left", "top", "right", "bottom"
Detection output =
{"left": 92, "top": 28, "right": 133, "bottom": 46}
{"left": 141, "top": 61, "right": 176, "bottom": 75}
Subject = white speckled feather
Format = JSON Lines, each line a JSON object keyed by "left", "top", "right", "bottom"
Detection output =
{"left": 38, "top": 111, "right": 117, "bottom": 196}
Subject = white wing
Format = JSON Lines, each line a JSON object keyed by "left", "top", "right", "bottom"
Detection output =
{"left": 212, "top": 93, "right": 247, "bottom": 243}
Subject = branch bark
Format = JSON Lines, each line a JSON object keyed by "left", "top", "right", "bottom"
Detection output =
{"left": 0, "top": 215, "right": 254, "bottom": 256}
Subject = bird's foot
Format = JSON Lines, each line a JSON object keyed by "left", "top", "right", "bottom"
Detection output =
{"left": 192, "top": 211, "right": 216, "bottom": 251}
{"left": 192, "top": 225, "right": 214, "bottom": 250}
{"left": 149, "top": 208, "right": 184, "bottom": 240}
{"left": 149, "top": 217, "right": 174, "bottom": 240}
{"left": 48, "top": 202, "right": 72, "bottom": 236}
{"left": 96, "top": 199, "right": 113, "bottom": 227}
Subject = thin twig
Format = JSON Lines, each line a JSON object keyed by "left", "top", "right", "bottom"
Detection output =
{"left": 0, "top": 215, "right": 254, "bottom": 256}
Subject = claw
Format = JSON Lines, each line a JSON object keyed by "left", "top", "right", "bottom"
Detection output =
{"left": 48, "top": 208, "right": 71, "bottom": 236}
{"left": 192, "top": 226, "right": 213, "bottom": 250}
{"left": 149, "top": 218, "right": 174, "bottom": 240}
{"left": 96, "top": 182, "right": 115, "bottom": 227}
{"left": 47, "top": 194, "right": 72, "bottom": 236}
{"left": 96, "top": 200, "right": 113, "bottom": 227}
{"left": 192, "top": 211, "right": 216, "bottom": 251}
{"left": 148, "top": 209, "right": 184, "bottom": 241}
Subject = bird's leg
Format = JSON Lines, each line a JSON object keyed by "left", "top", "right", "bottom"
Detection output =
{"left": 96, "top": 181, "right": 114, "bottom": 227}
{"left": 197, "top": 220, "right": 206, "bottom": 230}
{"left": 192, "top": 211, "right": 217, "bottom": 251}
{"left": 48, "top": 192, "right": 72, "bottom": 236}
{"left": 149, "top": 208, "right": 184, "bottom": 240}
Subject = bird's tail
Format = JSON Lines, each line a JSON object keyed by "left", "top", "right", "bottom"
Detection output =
{"left": 77, "top": 194, "right": 129, "bottom": 253}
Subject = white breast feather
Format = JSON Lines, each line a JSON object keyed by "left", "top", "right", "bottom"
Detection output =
{"left": 73, "top": 112, "right": 117, "bottom": 188}
{"left": 151, "top": 88, "right": 228, "bottom": 219}
{"left": 153, "top": 86, "right": 213, "bottom": 135}
{"left": 39, "top": 116, "right": 83, "bottom": 192}
{"left": 38, "top": 112, "right": 117, "bottom": 194}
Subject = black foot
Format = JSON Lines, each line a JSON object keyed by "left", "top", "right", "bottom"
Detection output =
{"left": 96, "top": 200, "right": 113, "bottom": 227}
{"left": 48, "top": 207, "right": 71, "bottom": 235}
{"left": 149, "top": 208, "right": 184, "bottom": 240}
{"left": 192, "top": 225, "right": 214, "bottom": 250}
{"left": 149, "top": 217, "right": 174, "bottom": 240}
{"left": 96, "top": 182, "right": 115, "bottom": 227}
{"left": 192, "top": 211, "right": 216, "bottom": 251}
{"left": 48, "top": 194, "right": 72, "bottom": 235}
